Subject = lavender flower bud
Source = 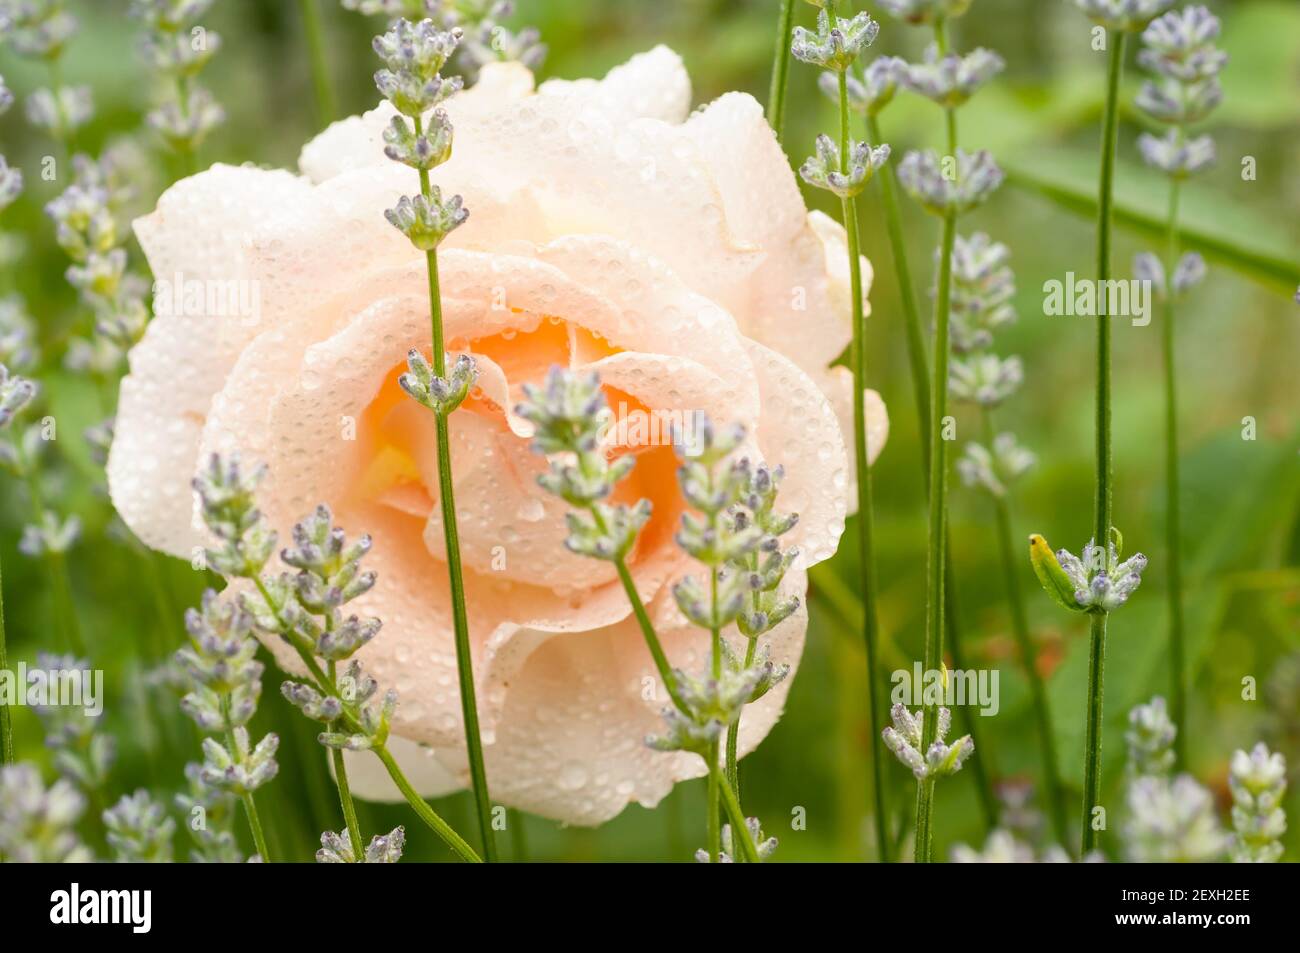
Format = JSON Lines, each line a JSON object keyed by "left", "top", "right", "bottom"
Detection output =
{"left": 1137, "top": 129, "right": 1214, "bottom": 178}
{"left": 898, "top": 148, "right": 1003, "bottom": 216}
{"left": 1072, "top": 0, "right": 1175, "bottom": 33}
{"left": 902, "top": 44, "right": 1004, "bottom": 109}
{"left": 791, "top": 9, "right": 879, "bottom": 73}
{"left": 799, "top": 134, "right": 890, "bottom": 198}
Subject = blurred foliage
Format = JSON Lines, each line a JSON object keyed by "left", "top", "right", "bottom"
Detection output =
{"left": 0, "top": 0, "right": 1296, "bottom": 862}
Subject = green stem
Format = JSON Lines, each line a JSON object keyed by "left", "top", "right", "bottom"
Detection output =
{"left": 1081, "top": 612, "right": 1107, "bottom": 853}
{"left": 239, "top": 790, "right": 271, "bottom": 861}
{"left": 298, "top": 0, "right": 337, "bottom": 127}
{"left": 1162, "top": 178, "right": 1186, "bottom": 768}
{"left": 941, "top": 572, "right": 999, "bottom": 831}
{"left": 174, "top": 74, "right": 198, "bottom": 178}
{"left": 413, "top": 118, "right": 497, "bottom": 863}
{"left": 706, "top": 738, "right": 721, "bottom": 862}
{"left": 375, "top": 744, "right": 482, "bottom": 863}
{"left": 508, "top": 808, "right": 529, "bottom": 862}
{"left": 222, "top": 720, "right": 271, "bottom": 861}
{"left": 838, "top": 67, "right": 890, "bottom": 865}
{"left": 915, "top": 210, "right": 958, "bottom": 864}
{"left": 47, "top": 57, "right": 78, "bottom": 157}
{"left": 1080, "top": 29, "right": 1126, "bottom": 857}
{"left": 0, "top": 549, "right": 12, "bottom": 765}
{"left": 327, "top": 658, "right": 364, "bottom": 859}
{"left": 867, "top": 113, "right": 930, "bottom": 455}
{"left": 1094, "top": 32, "right": 1123, "bottom": 559}
{"left": 611, "top": 554, "right": 689, "bottom": 714}
{"left": 981, "top": 410, "right": 1069, "bottom": 847}
{"left": 713, "top": 757, "right": 760, "bottom": 862}
{"left": 20, "top": 451, "right": 85, "bottom": 655}
{"left": 724, "top": 635, "right": 757, "bottom": 798}
{"left": 765, "top": 0, "right": 797, "bottom": 141}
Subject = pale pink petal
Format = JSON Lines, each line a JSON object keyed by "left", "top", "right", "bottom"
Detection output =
{"left": 742, "top": 339, "right": 852, "bottom": 567}
{"left": 108, "top": 164, "right": 314, "bottom": 556}
{"left": 298, "top": 62, "right": 537, "bottom": 183}
{"left": 537, "top": 45, "right": 690, "bottom": 124}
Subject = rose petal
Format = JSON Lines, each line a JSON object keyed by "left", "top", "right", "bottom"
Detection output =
{"left": 108, "top": 164, "right": 314, "bottom": 556}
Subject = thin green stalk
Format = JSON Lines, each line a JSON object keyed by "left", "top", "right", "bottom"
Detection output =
{"left": 374, "top": 744, "right": 482, "bottom": 863}
{"left": 867, "top": 113, "right": 929, "bottom": 448}
{"left": 413, "top": 117, "right": 497, "bottom": 863}
{"left": 0, "top": 550, "right": 12, "bottom": 765}
{"left": 981, "top": 410, "right": 1068, "bottom": 846}
{"left": 714, "top": 759, "right": 760, "bottom": 862}
{"left": 837, "top": 67, "right": 889, "bottom": 864}
{"left": 915, "top": 209, "right": 958, "bottom": 864}
{"left": 940, "top": 573, "right": 998, "bottom": 830}
{"left": 47, "top": 57, "right": 78, "bottom": 157}
{"left": 508, "top": 808, "right": 529, "bottom": 862}
{"left": 20, "top": 454, "right": 85, "bottom": 655}
{"left": 1081, "top": 30, "right": 1126, "bottom": 857}
{"left": 327, "top": 658, "right": 364, "bottom": 858}
{"left": 174, "top": 74, "right": 198, "bottom": 178}
{"left": 706, "top": 738, "right": 721, "bottom": 863}
{"left": 298, "top": 0, "right": 337, "bottom": 127}
{"left": 1162, "top": 178, "right": 1186, "bottom": 768}
{"left": 238, "top": 789, "right": 271, "bottom": 861}
{"left": 765, "top": 0, "right": 797, "bottom": 141}
{"left": 724, "top": 633, "right": 756, "bottom": 797}
{"left": 708, "top": 566, "right": 725, "bottom": 859}
{"left": 1081, "top": 612, "right": 1107, "bottom": 853}
{"left": 612, "top": 554, "right": 689, "bottom": 714}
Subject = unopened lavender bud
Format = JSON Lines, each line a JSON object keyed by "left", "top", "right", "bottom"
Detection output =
{"left": 819, "top": 56, "right": 906, "bottom": 117}
{"left": 791, "top": 9, "right": 879, "bottom": 73}
{"left": 1135, "top": 76, "right": 1222, "bottom": 125}
{"left": 1126, "top": 696, "right": 1177, "bottom": 777}
{"left": 898, "top": 149, "right": 1003, "bottom": 216}
{"left": 800, "top": 134, "right": 890, "bottom": 198}
{"left": 1072, "top": 0, "right": 1175, "bottom": 32}
{"left": 949, "top": 353, "right": 1023, "bottom": 406}
{"left": 1170, "top": 252, "right": 1206, "bottom": 294}
{"left": 385, "top": 189, "right": 468, "bottom": 250}
{"left": 373, "top": 18, "right": 463, "bottom": 77}
{"left": 103, "top": 790, "right": 176, "bottom": 863}
{"left": 1229, "top": 742, "right": 1287, "bottom": 863}
{"left": 147, "top": 85, "right": 225, "bottom": 151}
{"left": 1138, "top": 6, "right": 1226, "bottom": 82}
{"left": 1137, "top": 129, "right": 1214, "bottom": 178}
{"left": 0, "top": 363, "right": 37, "bottom": 428}
{"left": 902, "top": 44, "right": 1004, "bottom": 109}
{"left": 877, "top": 0, "right": 972, "bottom": 25}
{"left": 24, "top": 86, "right": 92, "bottom": 142}
{"left": 0, "top": 156, "right": 22, "bottom": 212}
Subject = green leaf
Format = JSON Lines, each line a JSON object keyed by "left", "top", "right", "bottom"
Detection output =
{"left": 1003, "top": 151, "right": 1300, "bottom": 293}
{"left": 1029, "top": 533, "right": 1085, "bottom": 613}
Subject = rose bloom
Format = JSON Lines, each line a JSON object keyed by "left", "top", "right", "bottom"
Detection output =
{"left": 109, "top": 48, "right": 887, "bottom": 825}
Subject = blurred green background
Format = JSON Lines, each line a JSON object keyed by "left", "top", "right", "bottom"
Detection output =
{"left": 1, "top": 0, "right": 1297, "bottom": 862}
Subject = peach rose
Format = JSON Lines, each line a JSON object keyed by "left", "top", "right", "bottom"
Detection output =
{"left": 108, "top": 47, "right": 888, "bottom": 825}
